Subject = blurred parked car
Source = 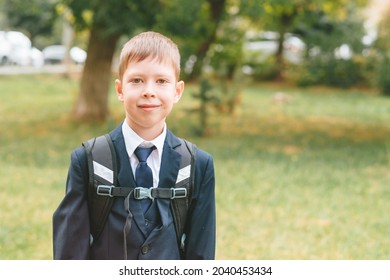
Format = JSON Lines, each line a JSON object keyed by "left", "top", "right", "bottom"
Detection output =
{"left": 6, "top": 31, "right": 31, "bottom": 49}
{"left": 70, "top": 46, "right": 87, "bottom": 64}
{"left": 42, "top": 45, "right": 64, "bottom": 64}
{"left": 42, "top": 45, "right": 87, "bottom": 64}
{"left": 8, "top": 47, "right": 31, "bottom": 66}
{"left": 9, "top": 47, "right": 44, "bottom": 67}
{"left": 0, "top": 30, "right": 43, "bottom": 66}
{"left": 6, "top": 31, "right": 32, "bottom": 66}
{"left": 30, "top": 47, "right": 44, "bottom": 67}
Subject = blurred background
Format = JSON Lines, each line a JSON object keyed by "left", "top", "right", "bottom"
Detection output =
{"left": 0, "top": 0, "right": 389, "bottom": 259}
{"left": 1, "top": 0, "right": 390, "bottom": 96}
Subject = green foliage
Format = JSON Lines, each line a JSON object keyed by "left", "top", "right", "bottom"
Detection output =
{"left": 245, "top": 56, "right": 280, "bottom": 81}
{"left": 207, "top": 13, "right": 245, "bottom": 80}
{"left": 375, "top": 5, "right": 390, "bottom": 96}
{"left": 377, "top": 55, "right": 390, "bottom": 96}
{"left": 294, "top": 55, "right": 364, "bottom": 88}
{"left": 153, "top": 0, "right": 211, "bottom": 77}
{"left": 191, "top": 78, "right": 218, "bottom": 136}
{"left": 376, "top": 4, "right": 390, "bottom": 53}
{"left": 240, "top": 0, "right": 368, "bottom": 81}
{"left": 281, "top": 4, "right": 368, "bottom": 88}
{"left": 3, "top": 0, "right": 59, "bottom": 44}
{"left": 64, "top": 0, "right": 161, "bottom": 36}
{"left": 295, "top": 7, "right": 365, "bottom": 54}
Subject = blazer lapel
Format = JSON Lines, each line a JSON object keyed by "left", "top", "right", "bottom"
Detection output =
{"left": 156, "top": 130, "right": 182, "bottom": 226}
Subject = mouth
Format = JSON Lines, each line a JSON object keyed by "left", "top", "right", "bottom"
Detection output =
{"left": 138, "top": 104, "right": 161, "bottom": 111}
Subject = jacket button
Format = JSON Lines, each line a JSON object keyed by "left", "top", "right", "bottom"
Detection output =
{"left": 141, "top": 245, "right": 150, "bottom": 255}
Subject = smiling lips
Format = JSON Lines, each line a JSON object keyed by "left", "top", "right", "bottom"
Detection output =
{"left": 138, "top": 103, "right": 161, "bottom": 111}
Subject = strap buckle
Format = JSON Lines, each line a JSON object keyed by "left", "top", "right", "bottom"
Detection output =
{"left": 96, "top": 185, "right": 114, "bottom": 197}
{"left": 134, "top": 187, "right": 153, "bottom": 200}
{"left": 171, "top": 188, "right": 187, "bottom": 199}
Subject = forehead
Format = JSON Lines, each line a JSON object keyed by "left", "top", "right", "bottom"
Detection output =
{"left": 124, "top": 56, "right": 177, "bottom": 76}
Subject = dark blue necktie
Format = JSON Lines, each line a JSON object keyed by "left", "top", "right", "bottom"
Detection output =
{"left": 134, "top": 146, "right": 155, "bottom": 213}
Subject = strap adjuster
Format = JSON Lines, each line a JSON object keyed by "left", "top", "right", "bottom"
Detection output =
{"left": 134, "top": 187, "right": 153, "bottom": 200}
{"left": 97, "top": 186, "right": 188, "bottom": 200}
{"left": 96, "top": 185, "right": 114, "bottom": 197}
{"left": 171, "top": 188, "right": 187, "bottom": 199}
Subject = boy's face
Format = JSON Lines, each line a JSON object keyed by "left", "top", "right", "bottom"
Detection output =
{"left": 115, "top": 56, "right": 184, "bottom": 140}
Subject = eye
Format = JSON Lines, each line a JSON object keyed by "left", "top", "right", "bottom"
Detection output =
{"left": 130, "top": 78, "right": 142, "bottom": 84}
{"left": 156, "top": 79, "right": 168, "bottom": 84}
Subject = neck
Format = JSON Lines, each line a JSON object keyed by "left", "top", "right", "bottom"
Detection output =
{"left": 126, "top": 120, "right": 165, "bottom": 141}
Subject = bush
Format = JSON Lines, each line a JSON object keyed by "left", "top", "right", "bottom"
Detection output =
{"left": 244, "top": 56, "right": 280, "bottom": 81}
{"left": 294, "top": 54, "right": 364, "bottom": 88}
{"left": 377, "top": 55, "right": 390, "bottom": 96}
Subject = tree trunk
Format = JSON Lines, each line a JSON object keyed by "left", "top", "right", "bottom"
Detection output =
{"left": 275, "top": 29, "right": 286, "bottom": 81}
{"left": 73, "top": 26, "right": 120, "bottom": 121}
{"left": 274, "top": 10, "right": 298, "bottom": 81}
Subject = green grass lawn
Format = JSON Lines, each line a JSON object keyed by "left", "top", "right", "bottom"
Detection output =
{"left": 0, "top": 74, "right": 389, "bottom": 259}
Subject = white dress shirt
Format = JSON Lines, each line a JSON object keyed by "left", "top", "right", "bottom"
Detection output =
{"left": 121, "top": 121, "right": 166, "bottom": 188}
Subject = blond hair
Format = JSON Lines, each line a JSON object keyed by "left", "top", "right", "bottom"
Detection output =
{"left": 118, "top": 31, "right": 181, "bottom": 80}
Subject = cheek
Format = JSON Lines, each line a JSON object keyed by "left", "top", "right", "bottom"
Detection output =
{"left": 124, "top": 95, "right": 136, "bottom": 105}
{"left": 121, "top": 94, "right": 136, "bottom": 109}
{"left": 161, "top": 95, "right": 176, "bottom": 109}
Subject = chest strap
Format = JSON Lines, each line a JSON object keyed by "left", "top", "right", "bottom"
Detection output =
{"left": 96, "top": 185, "right": 187, "bottom": 200}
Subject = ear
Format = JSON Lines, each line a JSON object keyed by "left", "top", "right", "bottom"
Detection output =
{"left": 174, "top": 80, "right": 184, "bottom": 103}
{"left": 115, "top": 79, "right": 124, "bottom": 102}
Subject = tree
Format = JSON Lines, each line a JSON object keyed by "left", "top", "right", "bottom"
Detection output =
{"left": 241, "top": 0, "right": 368, "bottom": 80}
{"left": 376, "top": 4, "right": 390, "bottom": 53}
{"left": 154, "top": 0, "right": 227, "bottom": 81}
{"left": 189, "top": 0, "right": 227, "bottom": 80}
{"left": 375, "top": 5, "right": 390, "bottom": 95}
{"left": 64, "top": 0, "right": 161, "bottom": 121}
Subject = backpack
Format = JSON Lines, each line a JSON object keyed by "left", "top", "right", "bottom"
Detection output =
{"left": 82, "top": 134, "right": 196, "bottom": 257}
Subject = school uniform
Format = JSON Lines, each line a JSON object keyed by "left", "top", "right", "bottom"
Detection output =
{"left": 53, "top": 123, "right": 216, "bottom": 260}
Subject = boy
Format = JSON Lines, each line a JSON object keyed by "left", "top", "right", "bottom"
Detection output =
{"left": 53, "top": 31, "right": 216, "bottom": 260}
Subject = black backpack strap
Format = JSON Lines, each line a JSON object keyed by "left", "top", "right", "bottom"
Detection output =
{"left": 82, "top": 134, "right": 117, "bottom": 243}
{"left": 170, "top": 138, "right": 196, "bottom": 258}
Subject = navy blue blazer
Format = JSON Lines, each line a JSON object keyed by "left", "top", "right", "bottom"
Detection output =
{"left": 53, "top": 124, "right": 216, "bottom": 259}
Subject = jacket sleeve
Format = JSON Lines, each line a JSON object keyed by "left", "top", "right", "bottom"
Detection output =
{"left": 184, "top": 149, "right": 216, "bottom": 260}
{"left": 52, "top": 147, "right": 91, "bottom": 259}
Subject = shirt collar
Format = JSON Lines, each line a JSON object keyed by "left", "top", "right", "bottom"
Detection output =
{"left": 121, "top": 120, "right": 166, "bottom": 159}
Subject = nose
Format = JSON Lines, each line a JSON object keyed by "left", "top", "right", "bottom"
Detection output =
{"left": 142, "top": 82, "right": 156, "bottom": 98}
